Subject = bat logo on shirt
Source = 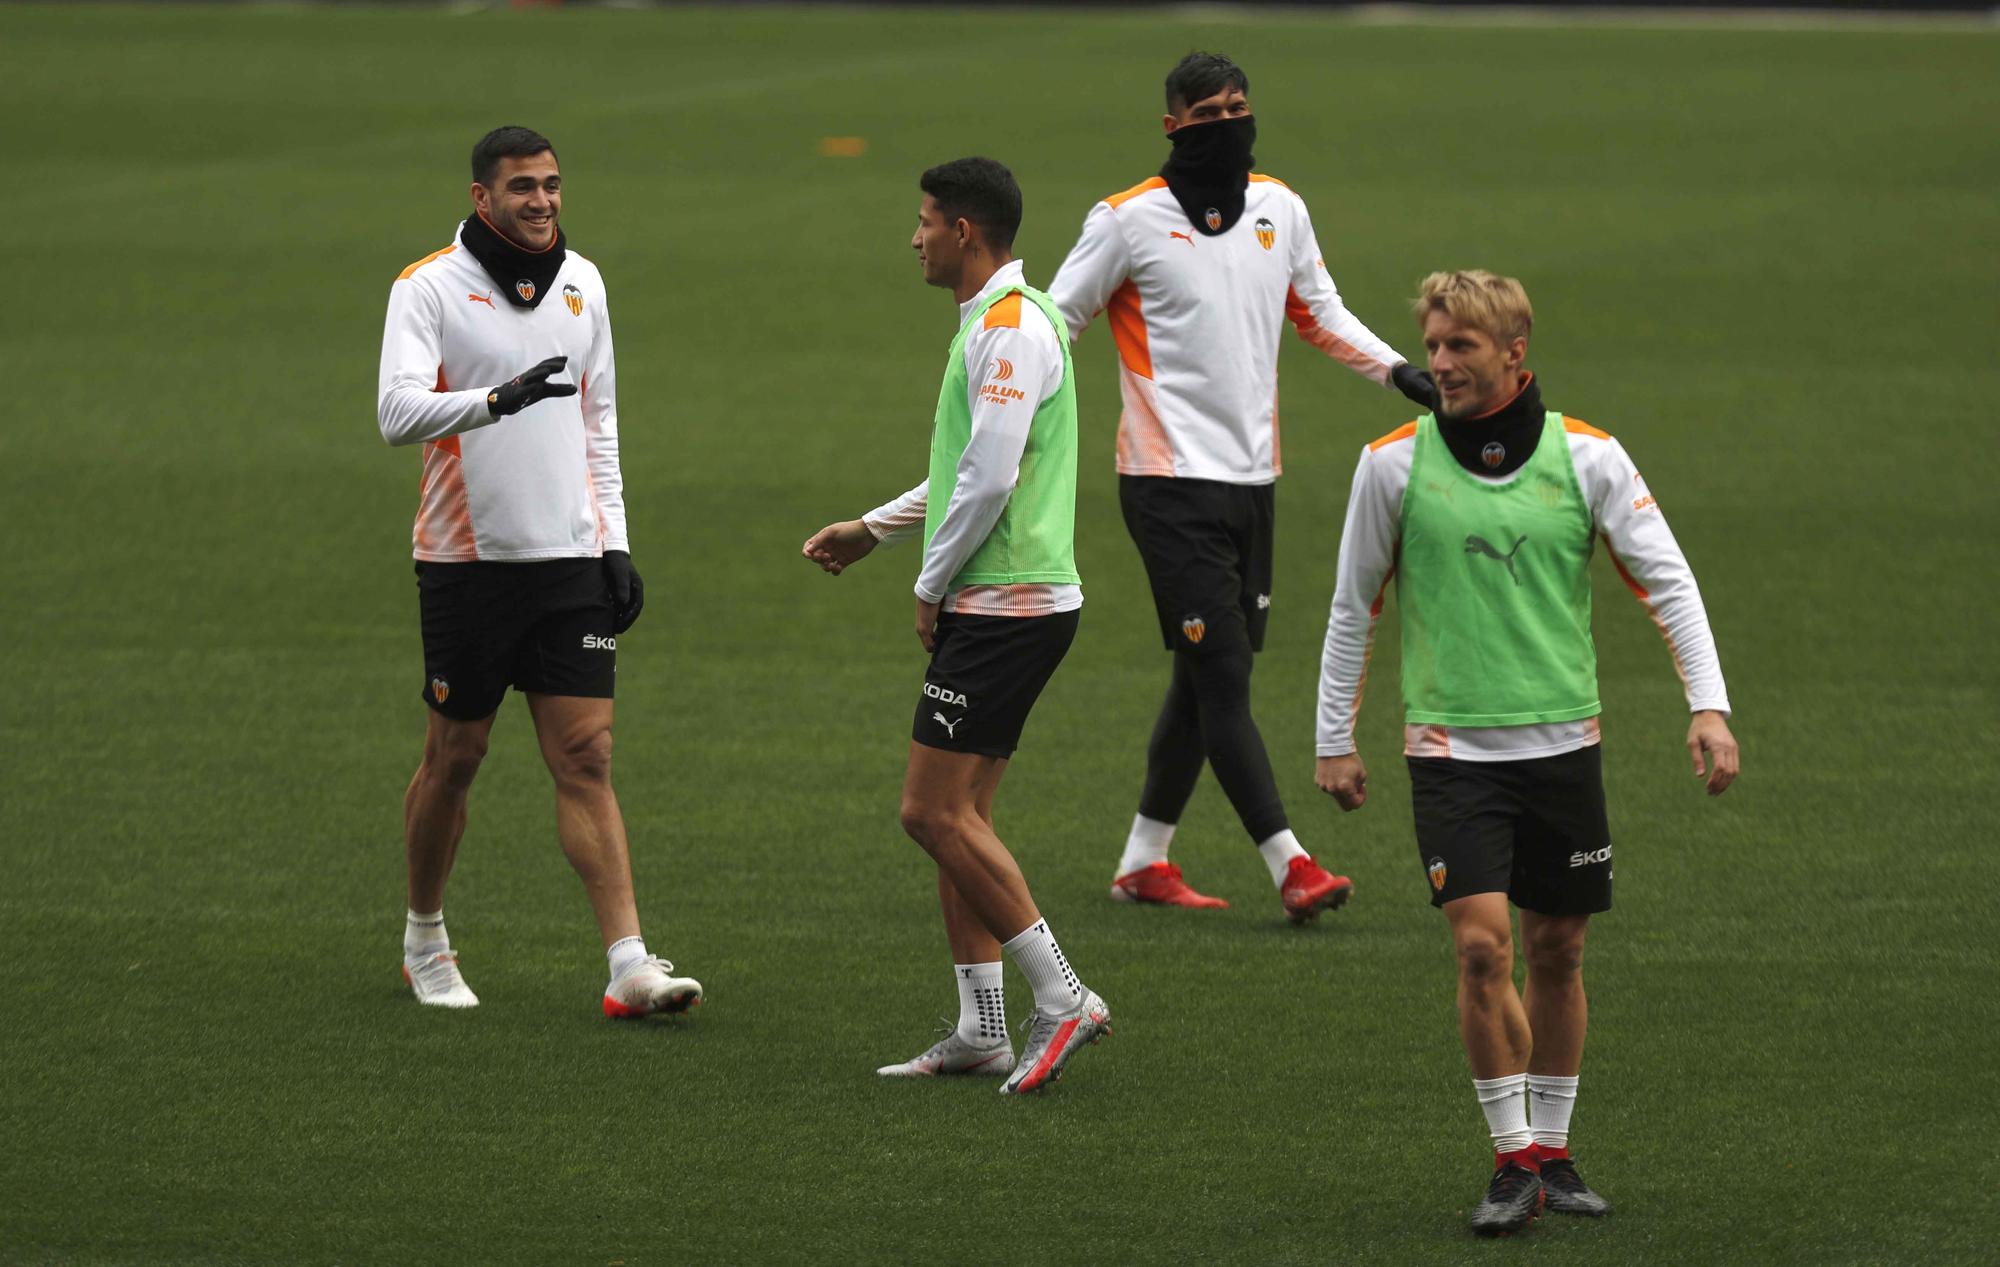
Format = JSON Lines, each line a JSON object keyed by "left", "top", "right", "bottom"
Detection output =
{"left": 468, "top": 292, "right": 495, "bottom": 308}
{"left": 1465, "top": 534, "right": 1528, "bottom": 586}
{"left": 563, "top": 283, "right": 583, "bottom": 316}
{"left": 1255, "top": 217, "right": 1275, "bottom": 250}
{"left": 1168, "top": 231, "right": 1195, "bottom": 247}
{"left": 515, "top": 279, "right": 536, "bottom": 303}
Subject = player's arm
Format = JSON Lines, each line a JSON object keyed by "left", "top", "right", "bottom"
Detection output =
{"left": 1285, "top": 200, "right": 1436, "bottom": 408}
{"left": 801, "top": 481, "right": 923, "bottom": 575}
{"left": 1048, "top": 201, "right": 1131, "bottom": 342}
{"left": 377, "top": 276, "right": 576, "bottom": 445}
{"left": 1314, "top": 439, "right": 1406, "bottom": 810}
{"left": 376, "top": 278, "right": 494, "bottom": 445}
{"left": 1583, "top": 431, "right": 1739, "bottom": 795}
{"left": 911, "top": 317, "right": 1055, "bottom": 607}
{"left": 580, "top": 279, "right": 642, "bottom": 632}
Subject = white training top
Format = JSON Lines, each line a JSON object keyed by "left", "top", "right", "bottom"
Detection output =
{"left": 1049, "top": 174, "right": 1408, "bottom": 485}
{"left": 863, "top": 260, "right": 1082, "bottom": 618}
{"left": 377, "top": 225, "right": 626, "bottom": 562}
{"left": 1316, "top": 409, "right": 1731, "bottom": 762}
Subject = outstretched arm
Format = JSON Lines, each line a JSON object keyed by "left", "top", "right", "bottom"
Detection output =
{"left": 800, "top": 480, "right": 924, "bottom": 576}
{"left": 1285, "top": 200, "right": 1407, "bottom": 390}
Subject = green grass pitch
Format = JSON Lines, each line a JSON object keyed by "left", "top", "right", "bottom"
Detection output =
{"left": 2, "top": 3, "right": 1995, "bottom": 1262}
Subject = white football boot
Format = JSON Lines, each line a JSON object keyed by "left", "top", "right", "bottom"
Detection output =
{"left": 1001, "top": 988, "right": 1111, "bottom": 1095}
{"left": 603, "top": 955, "right": 703, "bottom": 1018}
{"left": 403, "top": 950, "right": 479, "bottom": 1009}
{"left": 876, "top": 1029, "right": 1015, "bottom": 1078}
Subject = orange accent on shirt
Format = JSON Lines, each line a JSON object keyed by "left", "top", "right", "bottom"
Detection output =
{"left": 1248, "top": 173, "right": 1291, "bottom": 189}
{"left": 1564, "top": 416, "right": 1612, "bottom": 441}
{"left": 1103, "top": 176, "right": 1168, "bottom": 209}
{"left": 1369, "top": 421, "right": 1418, "bottom": 451}
{"left": 983, "top": 292, "right": 1023, "bottom": 330}
{"left": 398, "top": 244, "right": 457, "bottom": 281}
{"left": 1106, "top": 281, "right": 1153, "bottom": 379}
{"left": 1285, "top": 286, "right": 1387, "bottom": 376}
{"left": 1116, "top": 367, "right": 1175, "bottom": 474}
{"left": 1605, "top": 534, "right": 1691, "bottom": 690}
{"left": 1468, "top": 372, "right": 1533, "bottom": 421}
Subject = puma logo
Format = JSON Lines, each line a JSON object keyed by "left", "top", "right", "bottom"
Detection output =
{"left": 932, "top": 712, "right": 961, "bottom": 738}
{"left": 1465, "top": 533, "right": 1528, "bottom": 585}
{"left": 1168, "top": 231, "right": 1194, "bottom": 246}
{"left": 468, "top": 292, "right": 495, "bottom": 307}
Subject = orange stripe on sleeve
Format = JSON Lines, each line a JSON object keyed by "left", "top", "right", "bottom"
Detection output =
{"left": 1564, "top": 416, "right": 1611, "bottom": 441}
{"left": 983, "top": 292, "right": 1023, "bottom": 330}
{"left": 1248, "top": 172, "right": 1291, "bottom": 189}
{"left": 1103, "top": 177, "right": 1167, "bottom": 210}
{"left": 1369, "top": 421, "right": 1418, "bottom": 451}
{"left": 1106, "top": 280, "right": 1153, "bottom": 379}
{"left": 398, "top": 244, "right": 456, "bottom": 281}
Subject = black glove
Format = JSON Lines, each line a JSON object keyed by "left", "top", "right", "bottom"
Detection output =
{"left": 1391, "top": 361, "right": 1439, "bottom": 411}
{"left": 604, "top": 550, "right": 644, "bottom": 634}
{"left": 487, "top": 356, "right": 578, "bottom": 417}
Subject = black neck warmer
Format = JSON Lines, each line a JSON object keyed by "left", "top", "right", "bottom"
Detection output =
{"left": 1159, "top": 114, "right": 1256, "bottom": 236}
{"left": 460, "top": 213, "right": 566, "bottom": 309}
{"left": 1438, "top": 373, "right": 1545, "bottom": 477}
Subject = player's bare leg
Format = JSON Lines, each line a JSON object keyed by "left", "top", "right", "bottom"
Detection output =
{"left": 404, "top": 708, "right": 496, "bottom": 913}
{"left": 528, "top": 692, "right": 699, "bottom": 1016}
{"left": 899, "top": 743, "right": 1109, "bottom": 1093}
{"left": 1519, "top": 910, "right": 1607, "bottom": 1216}
{"left": 400, "top": 708, "right": 495, "bottom": 1007}
{"left": 1446, "top": 893, "right": 1543, "bottom": 1234}
{"left": 881, "top": 761, "right": 1017, "bottom": 1078}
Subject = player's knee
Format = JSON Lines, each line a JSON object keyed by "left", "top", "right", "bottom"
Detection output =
{"left": 1188, "top": 649, "right": 1253, "bottom": 715}
{"left": 1455, "top": 928, "right": 1514, "bottom": 984}
{"left": 1524, "top": 924, "right": 1587, "bottom": 979}
{"left": 425, "top": 729, "right": 489, "bottom": 790}
{"left": 550, "top": 726, "right": 613, "bottom": 786}
{"left": 899, "top": 799, "right": 955, "bottom": 853}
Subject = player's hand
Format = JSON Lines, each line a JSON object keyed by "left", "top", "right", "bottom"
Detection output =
{"left": 487, "top": 356, "right": 578, "bottom": 417}
{"left": 1316, "top": 754, "right": 1368, "bottom": 811}
{"left": 915, "top": 597, "right": 940, "bottom": 652}
{"left": 1687, "top": 710, "right": 1739, "bottom": 796}
{"left": 801, "top": 520, "right": 878, "bottom": 575}
{"left": 1391, "top": 361, "right": 1439, "bottom": 411}
{"left": 603, "top": 550, "right": 644, "bottom": 634}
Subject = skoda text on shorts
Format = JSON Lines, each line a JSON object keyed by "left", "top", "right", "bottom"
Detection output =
{"left": 1047, "top": 52, "right": 1438, "bottom": 916}
{"left": 1313, "top": 269, "right": 1740, "bottom": 1234}
{"left": 800, "top": 158, "right": 1109, "bottom": 1093}
{"left": 377, "top": 126, "right": 698, "bottom": 1019}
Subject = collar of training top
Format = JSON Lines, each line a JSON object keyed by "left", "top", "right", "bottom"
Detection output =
{"left": 1159, "top": 114, "right": 1257, "bottom": 237}
{"left": 459, "top": 213, "right": 567, "bottom": 309}
{"left": 1438, "top": 373, "right": 1545, "bottom": 478}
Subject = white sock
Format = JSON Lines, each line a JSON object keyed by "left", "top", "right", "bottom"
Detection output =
{"left": 404, "top": 909, "right": 447, "bottom": 960}
{"left": 953, "top": 962, "right": 1006, "bottom": 1046}
{"left": 606, "top": 934, "right": 648, "bottom": 981}
{"left": 1528, "top": 1074, "right": 1580, "bottom": 1152}
{"left": 1256, "top": 829, "right": 1309, "bottom": 888}
{"left": 1473, "top": 1074, "right": 1532, "bottom": 1155}
{"left": 1001, "top": 918, "right": 1084, "bottom": 1014}
{"left": 1115, "top": 814, "right": 1175, "bottom": 879}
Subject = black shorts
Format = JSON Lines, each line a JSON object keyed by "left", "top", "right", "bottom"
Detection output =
{"left": 1119, "top": 475, "right": 1274, "bottom": 656}
{"left": 912, "top": 609, "right": 1079, "bottom": 759}
{"left": 1408, "top": 745, "right": 1613, "bottom": 916}
{"left": 415, "top": 559, "right": 616, "bottom": 721}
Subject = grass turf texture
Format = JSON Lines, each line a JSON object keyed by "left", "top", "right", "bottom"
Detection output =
{"left": 3, "top": 3, "right": 1996, "bottom": 1262}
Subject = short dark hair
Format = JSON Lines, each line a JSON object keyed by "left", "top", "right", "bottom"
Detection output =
{"left": 1164, "top": 51, "right": 1249, "bottom": 114}
{"left": 471, "top": 126, "right": 557, "bottom": 186}
{"left": 919, "top": 157, "right": 1022, "bottom": 252}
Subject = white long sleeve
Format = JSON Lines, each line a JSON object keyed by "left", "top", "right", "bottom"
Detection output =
{"left": 864, "top": 480, "right": 928, "bottom": 546}
{"left": 1048, "top": 200, "right": 1131, "bottom": 343}
{"left": 1284, "top": 209, "right": 1403, "bottom": 386}
{"left": 579, "top": 283, "right": 627, "bottom": 552}
{"left": 1316, "top": 441, "right": 1403, "bottom": 755}
{"left": 1585, "top": 435, "right": 1730, "bottom": 715}
{"left": 377, "top": 275, "right": 494, "bottom": 446}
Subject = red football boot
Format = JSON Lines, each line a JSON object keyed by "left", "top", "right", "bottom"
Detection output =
{"left": 1280, "top": 855, "right": 1353, "bottom": 924}
{"left": 1109, "top": 861, "right": 1229, "bottom": 909}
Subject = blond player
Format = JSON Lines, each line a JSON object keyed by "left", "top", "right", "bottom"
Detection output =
{"left": 1315, "top": 271, "right": 1738, "bottom": 1234}
{"left": 377, "top": 126, "right": 699, "bottom": 1019}
{"left": 1050, "top": 51, "right": 1438, "bottom": 915}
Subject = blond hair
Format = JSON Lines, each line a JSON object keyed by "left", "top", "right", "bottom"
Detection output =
{"left": 1411, "top": 270, "right": 1533, "bottom": 346}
